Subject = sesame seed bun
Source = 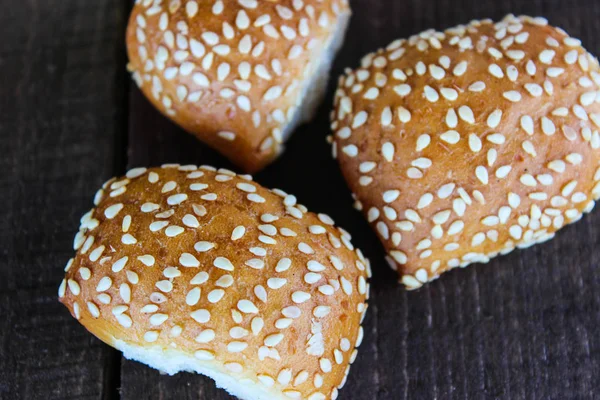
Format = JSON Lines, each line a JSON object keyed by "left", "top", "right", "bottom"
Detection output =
{"left": 329, "top": 14, "right": 600, "bottom": 289}
{"left": 127, "top": 0, "right": 351, "bottom": 173}
{"left": 59, "top": 165, "right": 369, "bottom": 400}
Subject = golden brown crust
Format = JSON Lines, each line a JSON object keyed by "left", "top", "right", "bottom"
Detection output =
{"left": 59, "top": 165, "right": 369, "bottom": 399}
{"left": 127, "top": 0, "right": 351, "bottom": 173}
{"left": 330, "top": 15, "right": 600, "bottom": 289}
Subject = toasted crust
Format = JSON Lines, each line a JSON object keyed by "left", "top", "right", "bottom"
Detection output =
{"left": 58, "top": 165, "right": 369, "bottom": 400}
{"left": 329, "top": 15, "right": 600, "bottom": 289}
{"left": 126, "top": 0, "right": 351, "bottom": 173}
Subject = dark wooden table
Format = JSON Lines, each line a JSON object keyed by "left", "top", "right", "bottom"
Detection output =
{"left": 2, "top": 1, "right": 599, "bottom": 399}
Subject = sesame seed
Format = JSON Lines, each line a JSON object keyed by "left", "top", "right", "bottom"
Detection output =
{"left": 165, "top": 225, "right": 184, "bottom": 237}
{"left": 245, "top": 259, "right": 265, "bottom": 270}
{"left": 440, "top": 87, "right": 458, "bottom": 100}
{"left": 89, "top": 245, "right": 105, "bottom": 262}
{"left": 520, "top": 115, "right": 534, "bottom": 135}
{"left": 247, "top": 193, "right": 266, "bottom": 203}
{"left": 487, "top": 133, "right": 505, "bottom": 144}
{"left": 574, "top": 105, "right": 589, "bottom": 120}
{"left": 565, "top": 49, "right": 578, "bottom": 64}
{"left": 529, "top": 192, "right": 548, "bottom": 201}
{"left": 167, "top": 193, "right": 188, "bottom": 205}
{"left": 448, "top": 219, "right": 465, "bottom": 236}
{"left": 320, "top": 358, "right": 332, "bottom": 373}
{"left": 352, "top": 111, "right": 368, "bottom": 128}
{"left": 214, "top": 257, "right": 235, "bottom": 271}
{"left": 340, "top": 144, "right": 359, "bottom": 158}
{"left": 416, "top": 239, "right": 431, "bottom": 250}
{"left": 67, "top": 279, "right": 81, "bottom": 296}
{"left": 207, "top": 289, "right": 225, "bottom": 303}
{"left": 495, "top": 165, "right": 512, "bottom": 179}
{"left": 429, "top": 64, "right": 445, "bottom": 80}
{"left": 390, "top": 250, "right": 407, "bottom": 264}
{"left": 392, "top": 68, "right": 407, "bottom": 80}
{"left": 119, "top": 283, "right": 131, "bottom": 303}
{"left": 526, "top": 60, "right": 536, "bottom": 75}
{"left": 453, "top": 61, "right": 467, "bottom": 76}
{"left": 96, "top": 276, "right": 112, "bottom": 292}
{"left": 276, "top": 258, "right": 292, "bottom": 272}
{"left": 468, "top": 134, "right": 482, "bottom": 152}
{"left": 398, "top": 106, "right": 412, "bottom": 122}
{"left": 488, "top": 64, "right": 504, "bottom": 78}
{"left": 189, "top": 183, "right": 208, "bottom": 191}
{"left": 468, "top": 81, "right": 486, "bottom": 92}
{"left": 227, "top": 341, "right": 248, "bottom": 353}
{"left": 298, "top": 242, "right": 314, "bottom": 254}
{"left": 126, "top": 272, "right": 139, "bottom": 285}
{"left": 566, "top": 153, "right": 583, "bottom": 165}
{"left": 231, "top": 225, "right": 246, "bottom": 240}
{"left": 141, "top": 202, "right": 159, "bottom": 212}
{"left": 444, "top": 243, "right": 460, "bottom": 251}
{"left": 445, "top": 109, "right": 458, "bottom": 128}
{"left": 488, "top": 47, "right": 503, "bottom": 59}
{"left": 506, "top": 50, "right": 525, "bottom": 60}
{"left": 382, "top": 142, "right": 395, "bottom": 161}
{"left": 179, "top": 252, "right": 199, "bottom": 268}
{"left": 79, "top": 267, "right": 91, "bottom": 281}
{"left": 267, "top": 277, "right": 287, "bottom": 289}
{"left": 190, "top": 309, "right": 211, "bottom": 323}
{"left": 381, "top": 107, "right": 392, "bottom": 126}
{"left": 189, "top": 38, "right": 205, "bottom": 58}
{"left": 407, "top": 168, "right": 423, "bottom": 179}
{"left": 524, "top": 83, "right": 543, "bottom": 97}
{"left": 503, "top": 91, "right": 522, "bottom": 102}
{"left": 547, "top": 67, "right": 565, "bottom": 77}
{"left": 264, "top": 334, "right": 284, "bottom": 347}
{"left": 401, "top": 275, "right": 421, "bottom": 289}
{"left": 440, "top": 130, "right": 460, "bottom": 144}
{"left": 481, "top": 216, "right": 500, "bottom": 226}
{"left": 537, "top": 174, "right": 554, "bottom": 186}
{"left": 438, "top": 183, "right": 455, "bottom": 199}
{"left": 475, "top": 166, "right": 489, "bottom": 184}
{"left": 185, "top": 1, "right": 198, "bottom": 17}
{"left": 539, "top": 49, "right": 556, "bottom": 64}
{"left": 424, "top": 86, "right": 439, "bottom": 102}
{"left": 155, "top": 280, "right": 173, "bottom": 293}
{"left": 541, "top": 117, "right": 556, "bottom": 135}
{"left": 318, "top": 285, "right": 334, "bottom": 295}
{"left": 313, "top": 306, "right": 331, "bottom": 319}
{"left": 417, "top": 193, "right": 433, "bottom": 209}
{"left": 238, "top": 299, "right": 259, "bottom": 314}
{"left": 115, "top": 313, "right": 131, "bottom": 327}
{"left": 520, "top": 174, "right": 537, "bottom": 187}
{"left": 416, "top": 134, "right": 431, "bottom": 151}
{"left": 376, "top": 221, "right": 390, "bottom": 238}
{"left": 383, "top": 190, "right": 400, "bottom": 203}
{"left": 580, "top": 91, "right": 596, "bottom": 106}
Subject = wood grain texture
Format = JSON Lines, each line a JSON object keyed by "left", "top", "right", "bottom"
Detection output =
{"left": 2, "top": 0, "right": 600, "bottom": 399}
{"left": 0, "top": 0, "right": 127, "bottom": 399}
{"left": 120, "top": 1, "right": 600, "bottom": 399}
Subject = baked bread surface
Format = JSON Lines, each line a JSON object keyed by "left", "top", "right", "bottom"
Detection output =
{"left": 127, "top": 0, "right": 351, "bottom": 172}
{"left": 330, "top": 15, "right": 600, "bottom": 288}
{"left": 59, "top": 165, "right": 369, "bottom": 400}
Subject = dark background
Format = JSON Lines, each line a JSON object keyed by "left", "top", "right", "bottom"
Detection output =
{"left": 1, "top": 0, "right": 599, "bottom": 399}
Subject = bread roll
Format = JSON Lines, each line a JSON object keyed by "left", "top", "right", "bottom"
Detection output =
{"left": 58, "top": 165, "right": 369, "bottom": 400}
{"left": 329, "top": 14, "right": 600, "bottom": 289}
{"left": 126, "top": 0, "right": 351, "bottom": 173}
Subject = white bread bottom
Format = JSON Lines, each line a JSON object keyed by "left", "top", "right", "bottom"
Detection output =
{"left": 281, "top": 10, "right": 352, "bottom": 142}
{"left": 114, "top": 339, "right": 286, "bottom": 400}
